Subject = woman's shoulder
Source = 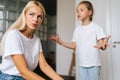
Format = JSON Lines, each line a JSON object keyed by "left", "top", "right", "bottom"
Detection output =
{"left": 8, "top": 29, "right": 19, "bottom": 35}
{"left": 6, "top": 29, "right": 20, "bottom": 39}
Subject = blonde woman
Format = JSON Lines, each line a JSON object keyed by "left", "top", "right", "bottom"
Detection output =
{"left": 0, "top": 0, "right": 63, "bottom": 80}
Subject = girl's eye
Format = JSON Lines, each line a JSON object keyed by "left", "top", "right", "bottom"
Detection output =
{"left": 76, "top": 10, "right": 79, "bottom": 13}
{"left": 76, "top": 9, "right": 83, "bottom": 13}
{"left": 80, "top": 9, "right": 83, "bottom": 11}
{"left": 76, "top": 10, "right": 80, "bottom": 13}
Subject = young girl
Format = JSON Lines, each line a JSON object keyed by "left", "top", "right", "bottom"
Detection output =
{"left": 50, "top": 1, "right": 110, "bottom": 80}
{"left": 0, "top": 0, "right": 63, "bottom": 80}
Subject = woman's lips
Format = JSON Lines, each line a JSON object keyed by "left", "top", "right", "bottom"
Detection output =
{"left": 32, "top": 23, "right": 38, "bottom": 28}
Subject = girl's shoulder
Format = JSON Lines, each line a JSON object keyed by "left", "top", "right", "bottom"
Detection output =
{"left": 89, "top": 22, "right": 103, "bottom": 31}
{"left": 91, "top": 22, "right": 102, "bottom": 28}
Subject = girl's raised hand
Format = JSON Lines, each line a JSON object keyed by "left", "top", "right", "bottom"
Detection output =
{"left": 104, "top": 35, "right": 111, "bottom": 47}
{"left": 49, "top": 34, "right": 63, "bottom": 44}
{"left": 94, "top": 35, "right": 111, "bottom": 50}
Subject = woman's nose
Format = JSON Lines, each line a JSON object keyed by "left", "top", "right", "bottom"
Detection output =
{"left": 33, "top": 16, "right": 38, "bottom": 22}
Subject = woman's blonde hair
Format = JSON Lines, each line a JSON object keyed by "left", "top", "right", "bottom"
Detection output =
{"left": 0, "top": 0, "right": 46, "bottom": 55}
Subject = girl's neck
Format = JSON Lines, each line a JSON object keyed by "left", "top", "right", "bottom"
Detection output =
{"left": 81, "top": 19, "right": 91, "bottom": 26}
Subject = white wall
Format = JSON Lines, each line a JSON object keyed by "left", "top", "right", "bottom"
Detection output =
{"left": 56, "top": 0, "right": 75, "bottom": 75}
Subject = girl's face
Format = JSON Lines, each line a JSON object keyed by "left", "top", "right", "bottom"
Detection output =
{"left": 76, "top": 4, "right": 92, "bottom": 21}
{"left": 25, "top": 5, "right": 44, "bottom": 30}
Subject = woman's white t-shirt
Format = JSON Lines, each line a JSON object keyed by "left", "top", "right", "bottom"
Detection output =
{"left": 72, "top": 22, "right": 106, "bottom": 67}
{"left": 0, "top": 30, "right": 42, "bottom": 76}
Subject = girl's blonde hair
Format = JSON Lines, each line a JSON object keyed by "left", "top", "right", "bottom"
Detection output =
{"left": 77, "top": 1, "right": 94, "bottom": 21}
{"left": 0, "top": 0, "right": 46, "bottom": 55}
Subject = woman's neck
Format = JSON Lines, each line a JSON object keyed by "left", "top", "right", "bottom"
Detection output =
{"left": 21, "top": 29, "right": 34, "bottom": 39}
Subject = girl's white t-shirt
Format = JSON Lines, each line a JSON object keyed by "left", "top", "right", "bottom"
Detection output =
{"left": 72, "top": 22, "right": 106, "bottom": 67}
{"left": 0, "top": 30, "right": 42, "bottom": 76}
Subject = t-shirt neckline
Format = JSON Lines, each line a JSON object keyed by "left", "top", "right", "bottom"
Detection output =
{"left": 16, "top": 30, "right": 35, "bottom": 41}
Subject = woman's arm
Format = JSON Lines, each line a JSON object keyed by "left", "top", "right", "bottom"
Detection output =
{"left": 49, "top": 34, "right": 76, "bottom": 49}
{"left": 11, "top": 54, "right": 45, "bottom": 80}
{"left": 39, "top": 52, "right": 64, "bottom": 80}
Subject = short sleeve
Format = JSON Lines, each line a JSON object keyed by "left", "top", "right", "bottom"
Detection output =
{"left": 39, "top": 38, "right": 43, "bottom": 52}
{"left": 72, "top": 27, "right": 78, "bottom": 42}
{"left": 4, "top": 30, "right": 23, "bottom": 58}
{"left": 96, "top": 26, "right": 106, "bottom": 40}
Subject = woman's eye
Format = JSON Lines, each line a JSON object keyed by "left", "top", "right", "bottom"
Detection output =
{"left": 29, "top": 13, "right": 34, "bottom": 16}
{"left": 38, "top": 15, "right": 43, "bottom": 19}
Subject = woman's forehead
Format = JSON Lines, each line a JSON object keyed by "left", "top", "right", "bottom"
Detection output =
{"left": 26, "top": 5, "right": 43, "bottom": 14}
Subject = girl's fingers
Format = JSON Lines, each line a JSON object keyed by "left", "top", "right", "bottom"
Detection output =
{"left": 105, "top": 43, "right": 110, "bottom": 47}
{"left": 49, "top": 36, "right": 57, "bottom": 41}
{"left": 105, "top": 35, "right": 111, "bottom": 43}
{"left": 94, "top": 45, "right": 105, "bottom": 49}
{"left": 94, "top": 45, "right": 100, "bottom": 49}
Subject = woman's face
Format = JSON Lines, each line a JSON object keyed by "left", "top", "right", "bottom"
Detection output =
{"left": 25, "top": 5, "right": 44, "bottom": 30}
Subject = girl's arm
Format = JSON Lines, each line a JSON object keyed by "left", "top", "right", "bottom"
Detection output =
{"left": 39, "top": 52, "right": 64, "bottom": 80}
{"left": 49, "top": 34, "right": 76, "bottom": 49}
{"left": 60, "top": 41, "right": 76, "bottom": 49}
{"left": 11, "top": 54, "right": 45, "bottom": 80}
